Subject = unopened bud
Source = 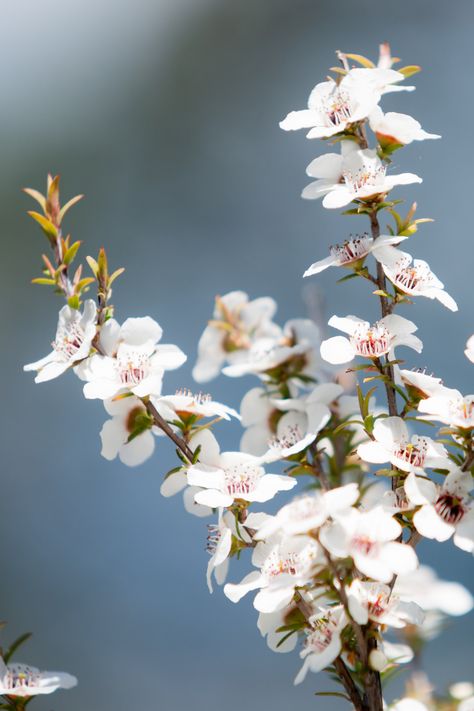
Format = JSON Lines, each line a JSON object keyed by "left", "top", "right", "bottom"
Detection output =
{"left": 369, "top": 649, "right": 387, "bottom": 671}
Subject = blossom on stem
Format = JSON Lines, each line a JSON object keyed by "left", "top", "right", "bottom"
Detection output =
{"left": 404, "top": 469, "right": 474, "bottom": 552}
{"left": 320, "top": 314, "right": 422, "bottom": 365}
{"left": 293, "top": 605, "right": 347, "bottom": 685}
{"left": 321, "top": 148, "right": 421, "bottom": 210}
{"left": 303, "top": 233, "right": 407, "bottom": 277}
{"left": 0, "top": 658, "right": 77, "bottom": 697}
{"left": 398, "top": 368, "right": 452, "bottom": 401}
{"left": 192, "top": 291, "right": 280, "bottom": 383}
{"left": 357, "top": 416, "right": 447, "bottom": 472}
{"left": 80, "top": 316, "right": 186, "bottom": 400}
{"left": 417, "top": 390, "right": 474, "bottom": 429}
{"left": 24, "top": 300, "right": 97, "bottom": 382}
{"left": 320, "top": 506, "right": 418, "bottom": 582}
{"left": 347, "top": 580, "right": 424, "bottom": 628}
{"left": 369, "top": 106, "right": 440, "bottom": 148}
{"left": 152, "top": 389, "right": 239, "bottom": 422}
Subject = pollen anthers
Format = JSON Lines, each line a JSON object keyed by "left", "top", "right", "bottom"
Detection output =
{"left": 343, "top": 164, "right": 385, "bottom": 194}
{"left": 434, "top": 493, "right": 467, "bottom": 525}
{"left": 175, "top": 388, "right": 212, "bottom": 404}
{"left": 351, "top": 321, "right": 390, "bottom": 358}
{"left": 304, "top": 615, "right": 336, "bottom": 652}
{"left": 263, "top": 549, "right": 300, "bottom": 578}
{"left": 393, "top": 436, "right": 428, "bottom": 469}
{"left": 224, "top": 462, "right": 262, "bottom": 497}
{"left": 329, "top": 233, "right": 372, "bottom": 265}
{"left": 367, "top": 589, "right": 390, "bottom": 618}
{"left": 116, "top": 351, "right": 150, "bottom": 386}
{"left": 322, "top": 89, "right": 353, "bottom": 127}
{"left": 392, "top": 257, "right": 434, "bottom": 293}
{"left": 52, "top": 322, "right": 85, "bottom": 361}
{"left": 269, "top": 424, "right": 304, "bottom": 451}
{"left": 4, "top": 664, "right": 40, "bottom": 690}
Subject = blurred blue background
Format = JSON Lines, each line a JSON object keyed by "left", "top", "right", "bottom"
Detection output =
{"left": 1, "top": 0, "right": 473, "bottom": 708}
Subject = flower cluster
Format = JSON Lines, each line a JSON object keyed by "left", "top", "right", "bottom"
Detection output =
{"left": 21, "top": 43, "right": 473, "bottom": 711}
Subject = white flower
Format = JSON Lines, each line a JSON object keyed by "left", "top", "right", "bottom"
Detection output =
{"left": 394, "top": 564, "right": 473, "bottom": 618}
{"left": 373, "top": 245, "right": 457, "bottom": 311}
{"left": 405, "top": 469, "right": 474, "bottom": 552}
{"left": 280, "top": 69, "right": 401, "bottom": 138}
{"left": 399, "top": 369, "right": 451, "bottom": 401}
{"left": 254, "top": 484, "right": 359, "bottom": 540}
{"left": 80, "top": 316, "right": 186, "bottom": 400}
{"left": 322, "top": 148, "right": 421, "bottom": 209}
{"left": 223, "top": 319, "right": 323, "bottom": 380}
{"left": 100, "top": 395, "right": 161, "bottom": 467}
{"left": 0, "top": 658, "right": 77, "bottom": 697}
{"left": 465, "top": 335, "right": 474, "bottom": 364}
{"left": 417, "top": 390, "right": 474, "bottom": 429}
{"left": 347, "top": 65, "right": 414, "bottom": 94}
{"left": 152, "top": 389, "right": 239, "bottom": 422}
{"left": 320, "top": 506, "right": 418, "bottom": 582}
{"left": 260, "top": 383, "right": 344, "bottom": 462}
{"left": 369, "top": 106, "right": 440, "bottom": 147}
{"left": 303, "top": 233, "right": 407, "bottom": 277}
{"left": 187, "top": 448, "right": 296, "bottom": 508}
{"left": 224, "top": 534, "right": 321, "bottom": 613}
{"left": 357, "top": 416, "right": 447, "bottom": 472}
{"left": 347, "top": 580, "right": 424, "bottom": 628}
{"left": 24, "top": 300, "right": 97, "bottom": 382}
{"left": 294, "top": 605, "right": 347, "bottom": 685}
{"left": 192, "top": 291, "right": 280, "bottom": 383}
{"left": 320, "top": 314, "right": 422, "bottom": 365}
{"left": 301, "top": 140, "right": 358, "bottom": 201}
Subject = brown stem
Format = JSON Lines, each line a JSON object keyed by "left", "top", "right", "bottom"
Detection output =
{"left": 334, "top": 657, "right": 368, "bottom": 711}
{"left": 145, "top": 400, "right": 195, "bottom": 463}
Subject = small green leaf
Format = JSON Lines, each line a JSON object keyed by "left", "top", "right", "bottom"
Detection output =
{"left": 23, "top": 188, "right": 46, "bottom": 212}
{"left": 27, "top": 211, "right": 57, "bottom": 240}
{"left": 63, "top": 240, "right": 82, "bottom": 265}
{"left": 59, "top": 194, "right": 84, "bottom": 224}
{"left": 4, "top": 632, "right": 32, "bottom": 664}
{"left": 86, "top": 256, "right": 99, "bottom": 276}
{"left": 31, "top": 277, "right": 56, "bottom": 285}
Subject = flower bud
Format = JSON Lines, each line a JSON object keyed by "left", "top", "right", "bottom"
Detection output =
{"left": 369, "top": 649, "right": 387, "bottom": 671}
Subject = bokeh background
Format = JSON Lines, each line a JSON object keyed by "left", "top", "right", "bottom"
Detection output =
{"left": 0, "top": 0, "right": 473, "bottom": 708}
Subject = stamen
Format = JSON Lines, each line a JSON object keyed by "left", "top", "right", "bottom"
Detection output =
{"left": 434, "top": 494, "right": 466, "bottom": 525}
{"left": 330, "top": 233, "right": 373, "bottom": 265}
{"left": 4, "top": 664, "right": 40, "bottom": 690}
{"left": 117, "top": 352, "right": 149, "bottom": 386}
{"left": 352, "top": 322, "right": 390, "bottom": 358}
{"left": 322, "top": 90, "right": 353, "bottom": 127}
{"left": 206, "top": 524, "right": 221, "bottom": 555}
{"left": 175, "top": 388, "right": 212, "bottom": 404}
{"left": 224, "top": 463, "right": 261, "bottom": 497}
{"left": 52, "top": 322, "right": 85, "bottom": 361}
{"left": 269, "top": 425, "right": 305, "bottom": 451}
{"left": 343, "top": 164, "right": 386, "bottom": 195}
{"left": 393, "top": 437, "right": 427, "bottom": 468}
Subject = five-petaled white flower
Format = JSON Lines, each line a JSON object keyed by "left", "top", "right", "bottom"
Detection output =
{"left": 294, "top": 605, "right": 347, "bottom": 685}
{"left": 320, "top": 506, "right": 418, "bottom": 582}
{"left": 100, "top": 395, "right": 161, "bottom": 467}
{"left": 0, "top": 658, "right": 77, "bottom": 697}
{"left": 357, "top": 416, "right": 447, "bottom": 472}
{"left": 369, "top": 106, "right": 440, "bottom": 147}
{"left": 303, "top": 233, "right": 407, "bottom": 277}
{"left": 192, "top": 291, "right": 280, "bottom": 383}
{"left": 224, "top": 533, "right": 321, "bottom": 613}
{"left": 280, "top": 69, "right": 401, "bottom": 138}
{"left": 347, "top": 580, "right": 424, "bottom": 628}
{"left": 405, "top": 468, "right": 474, "bottom": 552}
{"left": 321, "top": 148, "right": 421, "bottom": 209}
{"left": 417, "top": 389, "right": 474, "bottom": 429}
{"left": 80, "top": 316, "right": 186, "bottom": 400}
{"left": 373, "top": 245, "right": 457, "bottom": 311}
{"left": 24, "top": 300, "right": 97, "bottom": 382}
{"left": 320, "top": 314, "right": 422, "bottom": 365}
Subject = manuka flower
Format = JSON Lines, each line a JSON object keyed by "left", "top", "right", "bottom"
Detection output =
{"left": 192, "top": 291, "right": 280, "bottom": 383}
{"left": 347, "top": 580, "right": 424, "bottom": 628}
{"left": 417, "top": 389, "right": 474, "bottom": 429}
{"left": 80, "top": 316, "right": 186, "bottom": 400}
{"left": 0, "top": 658, "right": 77, "bottom": 697}
{"left": 152, "top": 389, "right": 239, "bottom": 422}
{"left": 320, "top": 314, "right": 422, "bottom": 365}
{"left": 303, "top": 233, "right": 407, "bottom": 277}
{"left": 294, "top": 605, "right": 347, "bottom": 685}
{"left": 369, "top": 106, "right": 440, "bottom": 148}
{"left": 24, "top": 300, "right": 97, "bottom": 382}
{"left": 301, "top": 141, "right": 357, "bottom": 201}
{"left": 100, "top": 395, "right": 161, "bottom": 467}
{"left": 357, "top": 416, "right": 447, "bottom": 472}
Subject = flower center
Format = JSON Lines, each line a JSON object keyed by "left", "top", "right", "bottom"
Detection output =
{"left": 393, "top": 437, "right": 427, "bottom": 469}
{"left": 305, "top": 617, "right": 336, "bottom": 652}
{"left": 393, "top": 259, "right": 433, "bottom": 293}
{"left": 269, "top": 424, "right": 305, "bottom": 452}
{"left": 322, "top": 90, "right": 353, "bottom": 127}
{"left": 117, "top": 352, "right": 150, "bottom": 386}
{"left": 224, "top": 463, "right": 261, "bottom": 497}
{"left": 330, "top": 233, "right": 373, "bottom": 265}
{"left": 343, "top": 165, "right": 386, "bottom": 195}
{"left": 52, "top": 322, "right": 85, "bottom": 361}
{"left": 434, "top": 493, "right": 466, "bottom": 525}
{"left": 352, "top": 322, "right": 390, "bottom": 358}
{"left": 263, "top": 550, "right": 301, "bottom": 578}
{"left": 352, "top": 535, "right": 377, "bottom": 556}
{"left": 4, "top": 665, "right": 40, "bottom": 691}
{"left": 449, "top": 397, "right": 474, "bottom": 428}
{"left": 367, "top": 591, "right": 390, "bottom": 618}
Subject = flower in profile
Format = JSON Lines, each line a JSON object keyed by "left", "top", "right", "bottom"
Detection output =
{"left": 465, "top": 335, "right": 474, "bottom": 364}
{"left": 24, "top": 300, "right": 97, "bottom": 382}
{"left": 100, "top": 395, "right": 160, "bottom": 467}
{"left": 405, "top": 468, "right": 474, "bottom": 552}
{"left": 301, "top": 141, "right": 358, "bottom": 201}
{"left": 322, "top": 148, "right": 421, "bottom": 210}
{"left": 369, "top": 106, "right": 440, "bottom": 149}
{"left": 417, "top": 390, "right": 474, "bottom": 429}
{"left": 192, "top": 291, "right": 280, "bottom": 383}
{"left": 303, "top": 233, "right": 407, "bottom": 277}
{"left": 80, "top": 316, "right": 186, "bottom": 400}
{"left": 374, "top": 246, "right": 457, "bottom": 311}
{"left": 0, "top": 658, "right": 77, "bottom": 697}
{"left": 294, "top": 605, "right": 347, "bottom": 685}
{"left": 357, "top": 416, "right": 447, "bottom": 472}
{"left": 152, "top": 389, "right": 239, "bottom": 422}
{"left": 320, "top": 506, "right": 418, "bottom": 582}
{"left": 205, "top": 509, "right": 253, "bottom": 593}
{"left": 224, "top": 534, "right": 321, "bottom": 613}
{"left": 347, "top": 580, "right": 424, "bottom": 628}
{"left": 320, "top": 314, "right": 422, "bottom": 365}
{"left": 279, "top": 69, "right": 401, "bottom": 138}
{"left": 398, "top": 369, "right": 452, "bottom": 402}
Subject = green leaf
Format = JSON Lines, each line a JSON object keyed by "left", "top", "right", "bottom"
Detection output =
{"left": 109, "top": 267, "right": 125, "bottom": 286}
{"left": 86, "top": 256, "right": 99, "bottom": 276}
{"left": 398, "top": 65, "right": 421, "bottom": 78}
{"left": 67, "top": 295, "right": 80, "bottom": 309}
{"left": 27, "top": 211, "right": 57, "bottom": 240}
{"left": 4, "top": 632, "right": 32, "bottom": 664}
{"left": 23, "top": 188, "right": 46, "bottom": 212}
{"left": 337, "top": 272, "right": 359, "bottom": 284}
{"left": 31, "top": 277, "right": 56, "bottom": 285}
{"left": 276, "top": 629, "right": 297, "bottom": 648}
{"left": 63, "top": 240, "right": 82, "bottom": 265}
{"left": 59, "top": 194, "right": 84, "bottom": 224}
